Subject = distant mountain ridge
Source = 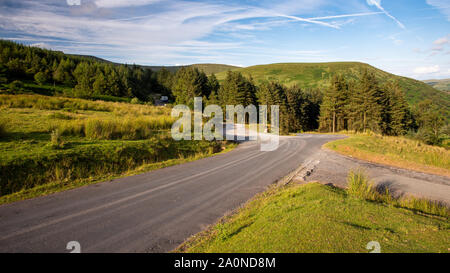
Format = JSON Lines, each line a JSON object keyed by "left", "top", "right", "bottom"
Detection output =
{"left": 423, "top": 78, "right": 450, "bottom": 93}
{"left": 67, "top": 54, "right": 239, "bottom": 75}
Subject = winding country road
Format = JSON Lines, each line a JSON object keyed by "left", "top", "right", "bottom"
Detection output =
{"left": 0, "top": 134, "right": 448, "bottom": 253}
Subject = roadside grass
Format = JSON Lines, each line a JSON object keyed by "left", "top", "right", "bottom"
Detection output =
{"left": 324, "top": 133, "right": 450, "bottom": 177}
{"left": 0, "top": 94, "right": 236, "bottom": 204}
{"left": 346, "top": 169, "right": 449, "bottom": 217}
{"left": 177, "top": 182, "right": 449, "bottom": 253}
{"left": 0, "top": 142, "right": 236, "bottom": 205}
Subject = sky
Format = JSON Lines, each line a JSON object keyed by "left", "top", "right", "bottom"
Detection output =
{"left": 0, "top": 0, "right": 449, "bottom": 80}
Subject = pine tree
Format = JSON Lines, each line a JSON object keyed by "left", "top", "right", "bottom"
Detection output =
{"left": 350, "top": 70, "right": 384, "bottom": 133}
{"left": 319, "top": 75, "right": 348, "bottom": 132}
{"left": 172, "top": 67, "right": 209, "bottom": 108}
{"left": 218, "top": 71, "right": 256, "bottom": 107}
{"left": 383, "top": 81, "right": 411, "bottom": 135}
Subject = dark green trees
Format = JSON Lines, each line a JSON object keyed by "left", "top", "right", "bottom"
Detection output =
{"left": 218, "top": 71, "right": 256, "bottom": 107}
{"left": 34, "top": 71, "right": 47, "bottom": 85}
{"left": 319, "top": 75, "right": 348, "bottom": 133}
{"left": 319, "top": 71, "right": 413, "bottom": 136}
{"left": 172, "top": 67, "right": 209, "bottom": 108}
{"left": 413, "top": 100, "right": 445, "bottom": 145}
{"left": 383, "top": 81, "right": 412, "bottom": 136}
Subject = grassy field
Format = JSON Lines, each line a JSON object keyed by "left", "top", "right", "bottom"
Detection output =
{"left": 324, "top": 133, "right": 450, "bottom": 177}
{"left": 216, "top": 62, "right": 450, "bottom": 118}
{"left": 177, "top": 182, "right": 449, "bottom": 253}
{"left": 0, "top": 94, "right": 235, "bottom": 204}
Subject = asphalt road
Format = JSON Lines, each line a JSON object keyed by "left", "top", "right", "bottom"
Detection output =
{"left": 0, "top": 134, "right": 448, "bottom": 253}
{"left": 0, "top": 134, "right": 343, "bottom": 253}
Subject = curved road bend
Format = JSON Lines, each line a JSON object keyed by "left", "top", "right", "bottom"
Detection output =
{"left": 0, "top": 134, "right": 342, "bottom": 252}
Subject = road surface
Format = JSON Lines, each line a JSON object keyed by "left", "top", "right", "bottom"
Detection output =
{"left": 0, "top": 134, "right": 448, "bottom": 252}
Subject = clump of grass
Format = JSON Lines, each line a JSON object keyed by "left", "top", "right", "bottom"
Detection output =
{"left": 347, "top": 169, "right": 376, "bottom": 200}
{"left": 347, "top": 169, "right": 449, "bottom": 218}
{"left": 50, "top": 129, "right": 63, "bottom": 149}
{"left": 58, "top": 120, "right": 85, "bottom": 137}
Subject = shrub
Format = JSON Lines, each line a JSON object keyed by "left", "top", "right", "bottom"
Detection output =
{"left": 8, "top": 80, "right": 24, "bottom": 92}
{"left": 130, "top": 97, "right": 141, "bottom": 104}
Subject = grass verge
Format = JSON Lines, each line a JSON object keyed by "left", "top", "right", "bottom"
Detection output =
{"left": 324, "top": 134, "right": 450, "bottom": 177}
{"left": 176, "top": 182, "right": 449, "bottom": 253}
{"left": 0, "top": 142, "right": 236, "bottom": 205}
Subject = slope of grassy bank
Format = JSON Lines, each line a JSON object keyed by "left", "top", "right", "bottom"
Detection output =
{"left": 177, "top": 183, "right": 449, "bottom": 253}
{"left": 0, "top": 94, "right": 235, "bottom": 204}
{"left": 324, "top": 134, "right": 450, "bottom": 177}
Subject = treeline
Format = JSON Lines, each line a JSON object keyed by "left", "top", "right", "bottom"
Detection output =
{"left": 0, "top": 40, "right": 171, "bottom": 101}
{"left": 319, "top": 72, "right": 447, "bottom": 145}
{"left": 171, "top": 68, "right": 322, "bottom": 134}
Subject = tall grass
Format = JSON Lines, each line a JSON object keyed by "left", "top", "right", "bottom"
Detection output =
{"left": 347, "top": 169, "right": 449, "bottom": 217}
{"left": 50, "top": 129, "right": 63, "bottom": 148}
{"left": 346, "top": 169, "right": 376, "bottom": 200}
{"left": 57, "top": 116, "right": 175, "bottom": 140}
{"left": 0, "top": 94, "right": 172, "bottom": 116}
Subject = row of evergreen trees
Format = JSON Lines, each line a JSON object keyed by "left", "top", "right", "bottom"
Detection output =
{"left": 319, "top": 72, "right": 412, "bottom": 135}
{"left": 319, "top": 72, "right": 447, "bottom": 144}
{"left": 0, "top": 40, "right": 170, "bottom": 100}
{"left": 170, "top": 68, "right": 322, "bottom": 134}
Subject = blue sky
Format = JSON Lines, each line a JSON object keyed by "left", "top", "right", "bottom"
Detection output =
{"left": 0, "top": 0, "right": 449, "bottom": 80}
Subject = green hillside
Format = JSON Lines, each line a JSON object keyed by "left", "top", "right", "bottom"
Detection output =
{"left": 143, "top": 63, "right": 239, "bottom": 74}
{"left": 190, "top": 63, "right": 240, "bottom": 75}
{"left": 424, "top": 79, "right": 450, "bottom": 93}
{"left": 216, "top": 62, "right": 450, "bottom": 116}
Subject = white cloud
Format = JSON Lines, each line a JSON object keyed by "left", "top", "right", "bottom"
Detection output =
{"left": 67, "top": 0, "right": 81, "bottom": 5}
{"left": 413, "top": 65, "right": 440, "bottom": 75}
{"left": 367, "top": 0, "right": 405, "bottom": 29}
{"left": 427, "top": 0, "right": 450, "bottom": 21}
{"left": 94, "top": 0, "right": 161, "bottom": 8}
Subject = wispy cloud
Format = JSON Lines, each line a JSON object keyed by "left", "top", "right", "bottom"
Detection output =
{"left": 367, "top": 0, "right": 405, "bottom": 29}
{"left": 307, "top": 11, "right": 383, "bottom": 20}
{"left": 0, "top": 0, "right": 385, "bottom": 64}
{"left": 426, "top": 0, "right": 450, "bottom": 21}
